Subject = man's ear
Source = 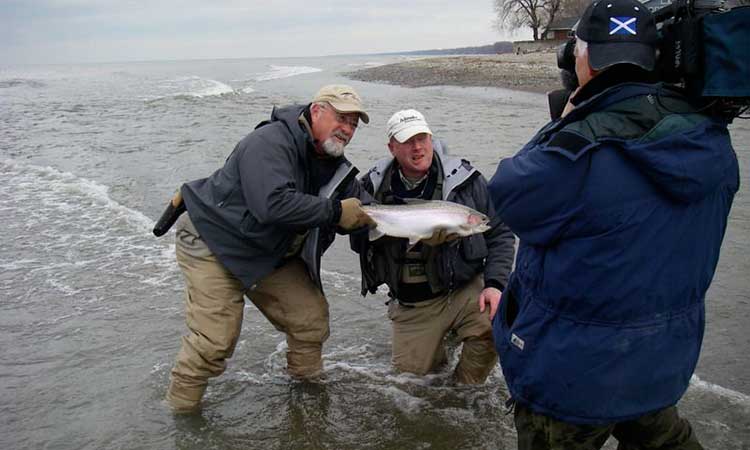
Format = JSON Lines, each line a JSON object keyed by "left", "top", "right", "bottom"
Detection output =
{"left": 583, "top": 48, "right": 597, "bottom": 78}
{"left": 310, "top": 102, "right": 322, "bottom": 119}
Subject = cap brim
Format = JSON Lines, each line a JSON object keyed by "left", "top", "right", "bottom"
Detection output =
{"left": 393, "top": 125, "right": 432, "bottom": 143}
{"left": 588, "top": 42, "right": 655, "bottom": 71}
{"left": 328, "top": 101, "right": 370, "bottom": 124}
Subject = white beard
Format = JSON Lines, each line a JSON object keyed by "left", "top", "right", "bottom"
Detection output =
{"left": 321, "top": 138, "right": 346, "bottom": 158}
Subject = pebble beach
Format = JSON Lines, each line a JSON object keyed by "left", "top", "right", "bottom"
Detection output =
{"left": 345, "top": 52, "right": 562, "bottom": 93}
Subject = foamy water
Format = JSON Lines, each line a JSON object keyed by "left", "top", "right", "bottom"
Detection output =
{"left": 130, "top": 64, "right": 324, "bottom": 100}
{"left": 254, "top": 64, "right": 323, "bottom": 82}
{"left": 150, "top": 75, "right": 235, "bottom": 99}
{"left": 691, "top": 375, "right": 750, "bottom": 405}
{"left": 0, "top": 160, "right": 176, "bottom": 288}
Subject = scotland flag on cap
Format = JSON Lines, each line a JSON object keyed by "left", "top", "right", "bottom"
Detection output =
{"left": 610, "top": 16, "right": 637, "bottom": 35}
{"left": 575, "top": 0, "right": 658, "bottom": 70}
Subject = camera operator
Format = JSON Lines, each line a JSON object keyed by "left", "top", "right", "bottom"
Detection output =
{"left": 487, "top": 0, "right": 740, "bottom": 448}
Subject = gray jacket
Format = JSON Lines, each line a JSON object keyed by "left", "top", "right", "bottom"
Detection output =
{"left": 353, "top": 140, "right": 515, "bottom": 298}
{"left": 181, "top": 104, "right": 360, "bottom": 289}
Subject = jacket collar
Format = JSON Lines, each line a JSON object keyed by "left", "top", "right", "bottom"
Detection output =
{"left": 367, "top": 139, "right": 476, "bottom": 200}
{"left": 572, "top": 65, "right": 657, "bottom": 106}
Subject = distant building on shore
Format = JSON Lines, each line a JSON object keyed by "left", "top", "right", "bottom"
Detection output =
{"left": 544, "top": 16, "right": 579, "bottom": 41}
{"left": 513, "top": 16, "right": 576, "bottom": 54}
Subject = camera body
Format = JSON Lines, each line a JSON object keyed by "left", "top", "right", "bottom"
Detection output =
{"left": 552, "top": 0, "right": 750, "bottom": 120}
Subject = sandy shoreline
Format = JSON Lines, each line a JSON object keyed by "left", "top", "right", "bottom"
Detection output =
{"left": 345, "top": 53, "right": 563, "bottom": 94}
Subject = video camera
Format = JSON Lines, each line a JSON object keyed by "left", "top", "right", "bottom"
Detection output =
{"left": 550, "top": 0, "right": 750, "bottom": 120}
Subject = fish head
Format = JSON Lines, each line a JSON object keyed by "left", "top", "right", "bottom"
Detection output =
{"left": 462, "top": 211, "right": 491, "bottom": 234}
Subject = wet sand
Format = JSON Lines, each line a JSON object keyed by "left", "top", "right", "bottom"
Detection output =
{"left": 345, "top": 53, "right": 562, "bottom": 94}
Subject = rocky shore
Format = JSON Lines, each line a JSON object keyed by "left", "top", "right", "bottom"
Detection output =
{"left": 345, "top": 53, "right": 562, "bottom": 94}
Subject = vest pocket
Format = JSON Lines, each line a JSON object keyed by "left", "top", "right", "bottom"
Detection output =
{"left": 439, "top": 235, "right": 487, "bottom": 288}
{"left": 364, "top": 238, "right": 403, "bottom": 293}
{"left": 460, "top": 234, "right": 488, "bottom": 261}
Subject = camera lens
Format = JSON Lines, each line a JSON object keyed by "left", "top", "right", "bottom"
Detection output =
{"left": 557, "top": 38, "right": 576, "bottom": 72}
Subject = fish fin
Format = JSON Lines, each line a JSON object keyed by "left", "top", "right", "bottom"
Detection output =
{"left": 369, "top": 227, "right": 386, "bottom": 241}
{"left": 400, "top": 198, "right": 431, "bottom": 205}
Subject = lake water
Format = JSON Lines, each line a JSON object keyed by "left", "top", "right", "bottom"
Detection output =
{"left": 1, "top": 55, "right": 748, "bottom": 449}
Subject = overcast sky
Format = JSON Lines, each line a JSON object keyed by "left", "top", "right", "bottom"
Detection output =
{"left": 1, "top": 0, "right": 531, "bottom": 65}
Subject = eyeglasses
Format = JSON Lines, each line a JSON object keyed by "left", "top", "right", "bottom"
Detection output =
{"left": 321, "top": 104, "right": 359, "bottom": 129}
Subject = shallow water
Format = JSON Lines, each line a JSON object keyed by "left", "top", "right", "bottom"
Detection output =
{"left": 1, "top": 56, "right": 748, "bottom": 449}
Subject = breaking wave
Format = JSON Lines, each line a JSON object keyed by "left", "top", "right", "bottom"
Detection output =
{"left": 254, "top": 65, "right": 323, "bottom": 81}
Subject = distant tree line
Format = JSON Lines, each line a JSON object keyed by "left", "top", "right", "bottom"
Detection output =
{"left": 379, "top": 42, "right": 514, "bottom": 56}
{"left": 405, "top": 42, "right": 514, "bottom": 55}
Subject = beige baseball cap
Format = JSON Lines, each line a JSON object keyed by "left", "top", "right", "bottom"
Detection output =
{"left": 387, "top": 109, "right": 432, "bottom": 143}
{"left": 313, "top": 84, "right": 369, "bottom": 124}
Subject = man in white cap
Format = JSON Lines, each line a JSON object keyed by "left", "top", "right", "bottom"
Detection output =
{"left": 163, "top": 84, "right": 373, "bottom": 413}
{"left": 351, "top": 109, "right": 515, "bottom": 383}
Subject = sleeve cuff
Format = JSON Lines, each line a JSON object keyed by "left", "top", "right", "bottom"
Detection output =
{"left": 330, "top": 199, "right": 342, "bottom": 226}
{"left": 484, "top": 279, "right": 505, "bottom": 292}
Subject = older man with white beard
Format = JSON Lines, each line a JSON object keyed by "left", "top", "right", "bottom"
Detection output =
{"left": 164, "top": 85, "right": 373, "bottom": 413}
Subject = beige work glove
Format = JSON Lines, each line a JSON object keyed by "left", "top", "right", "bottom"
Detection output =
{"left": 338, "top": 198, "right": 373, "bottom": 230}
{"left": 421, "top": 228, "right": 460, "bottom": 246}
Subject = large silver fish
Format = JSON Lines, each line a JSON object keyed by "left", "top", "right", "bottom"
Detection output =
{"left": 362, "top": 200, "right": 491, "bottom": 246}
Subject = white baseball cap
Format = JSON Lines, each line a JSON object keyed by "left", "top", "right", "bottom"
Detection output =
{"left": 386, "top": 109, "right": 432, "bottom": 143}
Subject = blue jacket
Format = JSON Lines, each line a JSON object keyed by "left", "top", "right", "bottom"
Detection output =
{"left": 488, "top": 82, "right": 739, "bottom": 424}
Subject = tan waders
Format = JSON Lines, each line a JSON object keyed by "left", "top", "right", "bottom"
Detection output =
{"left": 387, "top": 276, "right": 497, "bottom": 384}
{"left": 166, "top": 214, "right": 329, "bottom": 412}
